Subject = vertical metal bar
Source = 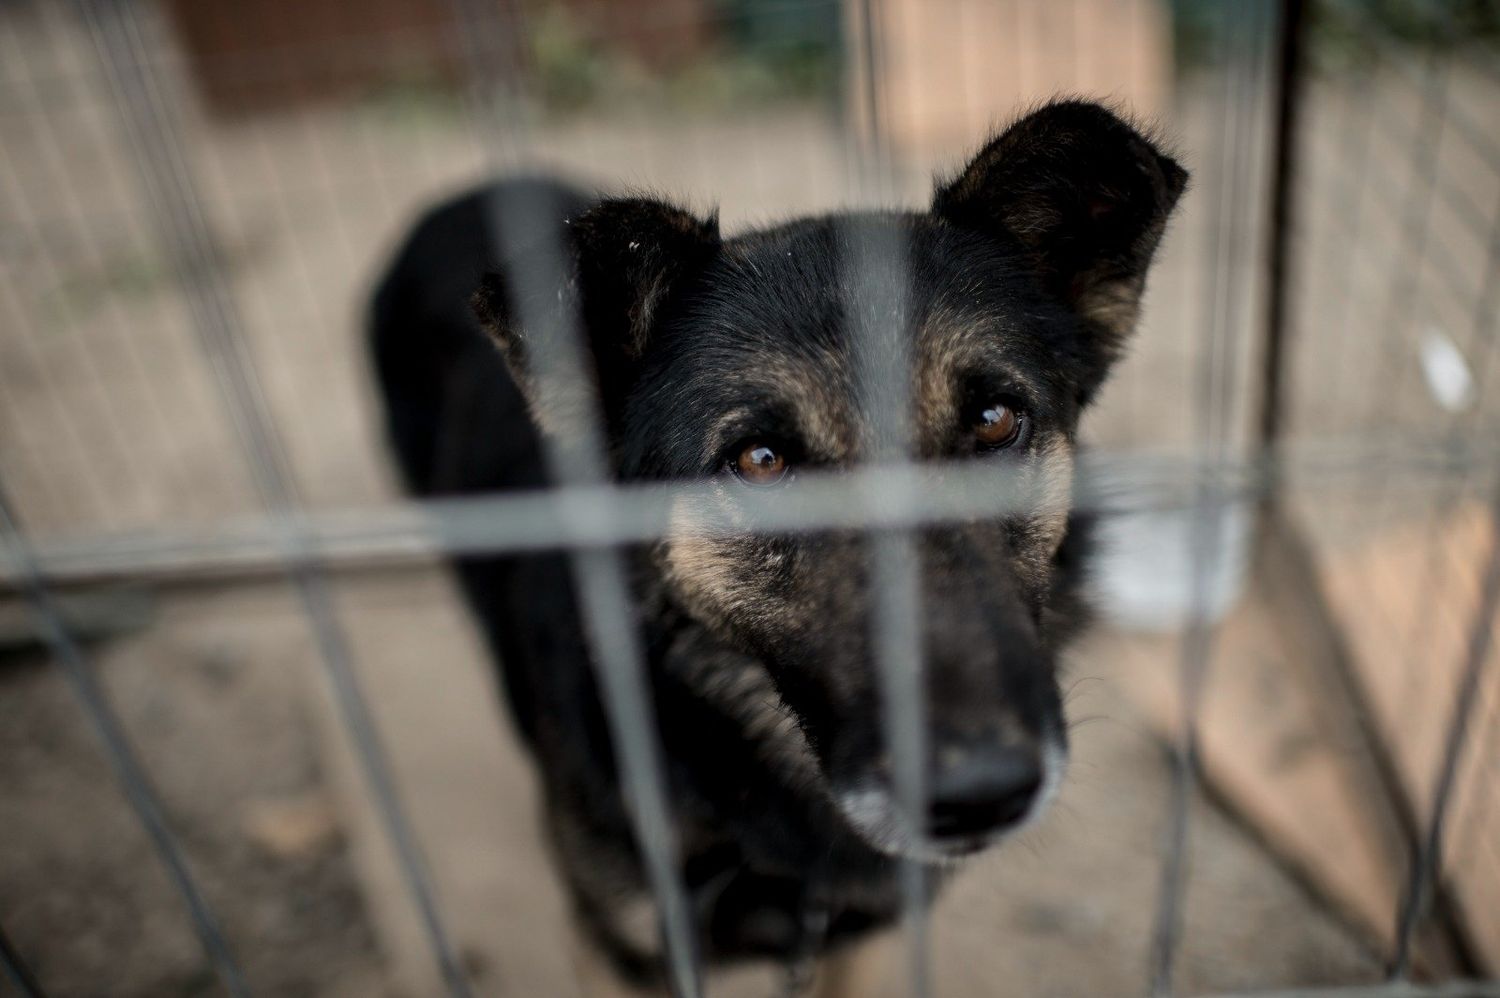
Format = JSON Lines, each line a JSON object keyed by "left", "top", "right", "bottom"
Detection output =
{"left": 855, "top": 0, "right": 888, "bottom": 199}
{"left": 1324, "top": 4, "right": 1484, "bottom": 972}
{"left": 477, "top": 185, "right": 705, "bottom": 998}
{"left": 1375, "top": 199, "right": 1500, "bottom": 979}
{"left": 1256, "top": 0, "right": 1307, "bottom": 464}
{"left": 843, "top": 0, "right": 928, "bottom": 993}
{"left": 448, "top": 0, "right": 528, "bottom": 166}
{"left": 444, "top": 5, "right": 703, "bottom": 994}
{"left": 842, "top": 0, "right": 892, "bottom": 201}
{"left": 845, "top": 218, "right": 929, "bottom": 998}
{"left": 0, "top": 482, "right": 248, "bottom": 998}
{"left": 73, "top": 3, "right": 472, "bottom": 994}
{"left": 1391, "top": 492, "right": 1500, "bottom": 978}
{"left": 1149, "top": 3, "right": 1271, "bottom": 993}
{"left": 569, "top": 551, "right": 703, "bottom": 998}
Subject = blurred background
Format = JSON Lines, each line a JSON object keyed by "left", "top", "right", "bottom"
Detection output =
{"left": 1, "top": 0, "right": 1498, "bottom": 995}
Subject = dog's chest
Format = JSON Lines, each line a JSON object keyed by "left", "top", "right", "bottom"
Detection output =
{"left": 678, "top": 839, "right": 912, "bottom": 964}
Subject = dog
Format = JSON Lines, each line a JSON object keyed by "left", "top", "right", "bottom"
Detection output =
{"left": 369, "top": 100, "right": 1185, "bottom": 995}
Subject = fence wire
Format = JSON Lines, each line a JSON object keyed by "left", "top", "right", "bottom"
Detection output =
{"left": 0, "top": 436, "right": 1492, "bottom": 585}
{"left": 1150, "top": 2, "right": 1275, "bottom": 992}
{"left": 71, "top": 1, "right": 473, "bottom": 993}
{"left": 1, "top": 0, "right": 1498, "bottom": 996}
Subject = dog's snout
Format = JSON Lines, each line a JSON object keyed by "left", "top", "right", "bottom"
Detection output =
{"left": 926, "top": 743, "right": 1043, "bottom": 841}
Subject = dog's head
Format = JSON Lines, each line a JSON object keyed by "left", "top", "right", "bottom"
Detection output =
{"left": 476, "top": 101, "right": 1185, "bottom": 860}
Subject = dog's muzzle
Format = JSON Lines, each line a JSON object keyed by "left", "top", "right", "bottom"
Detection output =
{"left": 831, "top": 735, "right": 1066, "bottom": 861}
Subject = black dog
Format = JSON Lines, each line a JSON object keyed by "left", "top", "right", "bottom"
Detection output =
{"left": 370, "top": 100, "right": 1185, "bottom": 995}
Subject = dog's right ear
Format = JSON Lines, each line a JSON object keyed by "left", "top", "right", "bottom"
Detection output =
{"left": 472, "top": 194, "right": 720, "bottom": 438}
{"left": 933, "top": 101, "right": 1186, "bottom": 397}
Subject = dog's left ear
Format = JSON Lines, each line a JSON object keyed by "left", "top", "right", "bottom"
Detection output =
{"left": 933, "top": 101, "right": 1187, "bottom": 386}
{"left": 473, "top": 194, "right": 721, "bottom": 438}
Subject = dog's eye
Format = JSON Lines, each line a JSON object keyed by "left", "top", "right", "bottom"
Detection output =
{"left": 730, "top": 440, "right": 790, "bottom": 486}
{"left": 973, "top": 400, "right": 1025, "bottom": 450}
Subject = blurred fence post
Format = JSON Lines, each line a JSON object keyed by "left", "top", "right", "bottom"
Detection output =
{"left": 1256, "top": 0, "right": 1306, "bottom": 479}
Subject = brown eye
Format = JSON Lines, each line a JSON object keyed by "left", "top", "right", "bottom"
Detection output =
{"left": 732, "top": 441, "right": 790, "bottom": 486}
{"left": 973, "top": 401, "right": 1023, "bottom": 449}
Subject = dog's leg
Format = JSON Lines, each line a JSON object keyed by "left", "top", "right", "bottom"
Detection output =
{"left": 813, "top": 933, "right": 893, "bottom": 998}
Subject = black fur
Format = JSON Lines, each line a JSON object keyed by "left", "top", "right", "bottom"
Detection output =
{"left": 369, "top": 102, "right": 1184, "bottom": 988}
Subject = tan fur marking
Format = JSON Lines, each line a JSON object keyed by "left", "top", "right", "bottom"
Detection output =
{"left": 911, "top": 308, "right": 1038, "bottom": 454}
{"left": 1077, "top": 273, "right": 1145, "bottom": 339}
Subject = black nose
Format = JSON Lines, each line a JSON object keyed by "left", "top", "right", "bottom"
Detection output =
{"left": 927, "top": 744, "right": 1043, "bottom": 840}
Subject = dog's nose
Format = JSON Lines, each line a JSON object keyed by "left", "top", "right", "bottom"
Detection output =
{"left": 926, "top": 743, "right": 1043, "bottom": 840}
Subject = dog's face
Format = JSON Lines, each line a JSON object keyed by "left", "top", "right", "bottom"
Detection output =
{"left": 477, "top": 102, "right": 1185, "bottom": 860}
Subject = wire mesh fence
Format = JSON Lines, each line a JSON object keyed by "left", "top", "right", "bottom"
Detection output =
{"left": 1, "top": 0, "right": 1498, "bottom": 996}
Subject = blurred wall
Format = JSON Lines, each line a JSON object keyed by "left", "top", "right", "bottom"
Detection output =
{"left": 162, "top": 0, "right": 714, "bottom": 117}
{"left": 848, "top": 0, "right": 1173, "bottom": 160}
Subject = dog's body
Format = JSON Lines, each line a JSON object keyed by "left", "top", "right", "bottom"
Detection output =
{"left": 370, "top": 102, "right": 1184, "bottom": 993}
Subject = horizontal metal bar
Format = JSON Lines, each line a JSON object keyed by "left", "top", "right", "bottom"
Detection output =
{"left": 3, "top": 433, "right": 1496, "bottom": 587}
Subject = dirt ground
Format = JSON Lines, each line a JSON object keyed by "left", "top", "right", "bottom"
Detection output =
{"left": 0, "top": 573, "right": 1382, "bottom": 998}
{"left": 2, "top": 2, "right": 1494, "bottom": 996}
{"left": 0, "top": 586, "right": 385, "bottom": 998}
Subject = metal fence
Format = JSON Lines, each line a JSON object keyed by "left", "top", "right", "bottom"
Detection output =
{"left": 1, "top": 0, "right": 1498, "bottom": 996}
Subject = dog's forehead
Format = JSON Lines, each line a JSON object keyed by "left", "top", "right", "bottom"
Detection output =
{"left": 717, "top": 215, "right": 1041, "bottom": 348}
{"left": 667, "top": 218, "right": 1053, "bottom": 451}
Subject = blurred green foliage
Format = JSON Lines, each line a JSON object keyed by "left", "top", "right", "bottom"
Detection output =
{"left": 529, "top": 5, "right": 620, "bottom": 111}
{"left": 527, "top": 0, "right": 842, "bottom": 113}
{"left": 42, "top": 251, "right": 170, "bottom": 326}
{"left": 710, "top": 0, "right": 842, "bottom": 95}
{"left": 1171, "top": 0, "right": 1500, "bottom": 71}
